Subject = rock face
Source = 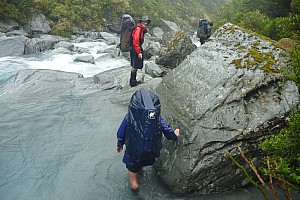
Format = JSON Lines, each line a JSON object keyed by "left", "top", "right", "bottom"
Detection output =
{"left": 156, "top": 30, "right": 197, "bottom": 68}
{"left": 154, "top": 23, "right": 299, "bottom": 194}
{"left": 31, "top": 13, "right": 51, "bottom": 34}
{"left": 24, "top": 35, "right": 60, "bottom": 54}
{"left": 159, "top": 18, "right": 180, "bottom": 33}
{"left": 0, "top": 36, "right": 27, "bottom": 57}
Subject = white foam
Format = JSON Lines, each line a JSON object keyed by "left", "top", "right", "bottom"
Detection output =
{"left": 0, "top": 41, "right": 129, "bottom": 77}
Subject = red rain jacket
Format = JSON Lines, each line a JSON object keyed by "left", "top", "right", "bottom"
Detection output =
{"left": 132, "top": 23, "right": 147, "bottom": 54}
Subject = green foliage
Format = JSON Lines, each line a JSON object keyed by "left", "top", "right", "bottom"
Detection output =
{"left": 0, "top": 0, "right": 34, "bottom": 23}
{"left": 0, "top": 0, "right": 229, "bottom": 37}
{"left": 286, "top": 48, "right": 300, "bottom": 89}
{"left": 273, "top": 14, "right": 300, "bottom": 40}
{"left": 213, "top": 0, "right": 299, "bottom": 41}
{"left": 292, "top": 0, "right": 300, "bottom": 14}
{"left": 260, "top": 107, "right": 300, "bottom": 191}
{"left": 260, "top": 49, "right": 300, "bottom": 192}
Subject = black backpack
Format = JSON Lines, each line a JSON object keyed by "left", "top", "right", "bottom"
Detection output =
{"left": 120, "top": 14, "right": 135, "bottom": 52}
{"left": 197, "top": 19, "right": 208, "bottom": 38}
{"left": 125, "top": 88, "right": 162, "bottom": 162}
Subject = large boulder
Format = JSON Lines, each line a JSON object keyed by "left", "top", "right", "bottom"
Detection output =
{"left": 155, "top": 30, "right": 197, "bottom": 69}
{"left": 159, "top": 19, "right": 181, "bottom": 45}
{"left": 31, "top": 13, "right": 51, "bottom": 34}
{"left": 0, "top": 36, "right": 27, "bottom": 57}
{"left": 143, "top": 39, "right": 162, "bottom": 59}
{"left": 24, "top": 35, "right": 61, "bottom": 54}
{"left": 154, "top": 23, "right": 299, "bottom": 194}
{"left": 159, "top": 18, "right": 180, "bottom": 33}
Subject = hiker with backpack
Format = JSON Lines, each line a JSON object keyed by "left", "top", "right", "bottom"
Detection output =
{"left": 116, "top": 88, "right": 180, "bottom": 191}
{"left": 130, "top": 16, "right": 151, "bottom": 87}
{"left": 119, "top": 15, "right": 151, "bottom": 87}
{"left": 197, "top": 19, "right": 213, "bottom": 45}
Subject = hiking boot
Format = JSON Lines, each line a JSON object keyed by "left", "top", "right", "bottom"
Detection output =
{"left": 130, "top": 79, "right": 142, "bottom": 87}
{"left": 130, "top": 71, "right": 142, "bottom": 87}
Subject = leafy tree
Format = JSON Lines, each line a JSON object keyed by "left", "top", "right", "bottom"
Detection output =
{"left": 0, "top": 0, "right": 35, "bottom": 23}
{"left": 292, "top": 0, "right": 300, "bottom": 14}
{"left": 213, "top": 0, "right": 299, "bottom": 41}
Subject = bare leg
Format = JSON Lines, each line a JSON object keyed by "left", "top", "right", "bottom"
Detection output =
{"left": 128, "top": 170, "right": 140, "bottom": 190}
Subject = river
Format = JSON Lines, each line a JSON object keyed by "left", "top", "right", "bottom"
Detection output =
{"left": 0, "top": 39, "right": 297, "bottom": 200}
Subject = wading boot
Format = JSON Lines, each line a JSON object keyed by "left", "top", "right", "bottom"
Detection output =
{"left": 130, "top": 71, "right": 142, "bottom": 87}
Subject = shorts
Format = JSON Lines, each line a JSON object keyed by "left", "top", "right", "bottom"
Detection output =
{"left": 130, "top": 48, "right": 144, "bottom": 69}
{"left": 126, "top": 164, "right": 141, "bottom": 173}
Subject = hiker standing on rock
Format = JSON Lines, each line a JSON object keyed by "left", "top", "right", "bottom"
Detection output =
{"left": 116, "top": 88, "right": 180, "bottom": 191}
{"left": 129, "top": 16, "right": 151, "bottom": 87}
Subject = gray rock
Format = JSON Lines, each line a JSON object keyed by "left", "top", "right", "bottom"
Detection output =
{"left": 73, "top": 46, "right": 90, "bottom": 54}
{"left": 0, "top": 36, "right": 27, "bottom": 57}
{"left": 160, "top": 18, "right": 180, "bottom": 33}
{"left": 74, "top": 55, "right": 95, "bottom": 64}
{"left": 145, "top": 61, "right": 163, "bottom": 77}
{"left": 24, "top": 35, "right": 60, "bottom": 54}
{"left": 154, "top": 23, "right": 299, "bottom": 194}
{"left": 6, "top": 29, "right": 29, "bottom": 37}
{"left": 84, "top": 31, "right": 102, "bottom": 39}
{"left": 0, "top": 20, "right": 19, "bottom": 33}
{"left": 54, "top": 41, "right": 75, "bottom": 51}
{"left": 51, "top": 47, "right": 72, "bottom": 54}
{"left": 143, "top": 39, "right": 161, "bottom": 59}
{"left": 100, "top": 32, "right": 119, "bottom": 45}
{"left": 156, "top": 30, "right": 197, "bottom": 68}
{"left": 152, "top": 27, "right": 164, "bottom": 42}
{"left": 31, "top": 13, "right": 51, "bottom": 34}
{"left": 95, "top": 53, "right": 112, "bottom": 61}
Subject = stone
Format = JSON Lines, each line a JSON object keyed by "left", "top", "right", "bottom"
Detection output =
{"left": 31, "top": 13, "right": 51, "bottom": 34}
{"left": 154, "top": 23, "right": 299, "bottom": 194}
{"left": 74, "top": 55, "right": 95, "bottom": 64}
{"left": 145, "top": 61, "right": 163, "bottom": 77}
{"left": 0, "top": 36, "right": 27, "bottom": 57}
{"left": 156, "top": 30, "right": 197, "bottom": 68}
{"left": 24, "top": 35, "right": 60, "bottom": 54}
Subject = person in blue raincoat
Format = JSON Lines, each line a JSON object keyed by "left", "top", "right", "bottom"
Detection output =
{"left": 116, "top": 88, "right": 180, "bottom": 191}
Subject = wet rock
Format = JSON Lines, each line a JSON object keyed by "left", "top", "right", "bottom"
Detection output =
{"left": 74, "top": 55, "right": 95, "bottom": 64}
{"left": 154, "top": 23, "right": 299, "bottom": 194}
{"left": 31, "top": 13, "right": 51, "bottom": 34}
{"left": 156, "top": 30, "right": 197, "bottom": 69}
{"left": 0, "top": 35, "right": 27, "bottom": 57}
{"left": 24, "top": 35, "right": 60, "bottom": 54}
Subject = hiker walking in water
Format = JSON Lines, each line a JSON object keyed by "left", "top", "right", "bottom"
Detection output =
{"left": 116, "top": 88, "right": 180, "bottom": 191}
{"left": 129, "top": 16, "right": 151, "bottom": 87}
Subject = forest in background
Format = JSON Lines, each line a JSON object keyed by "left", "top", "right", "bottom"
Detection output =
{"left": 0, "top": 0, "right": 229, "bottom": 36}
{"left": 213, "top": 0, "right": 299, "bottom": 41}
{"left": 0, "top": 0, "right": 298, "bottom": 42}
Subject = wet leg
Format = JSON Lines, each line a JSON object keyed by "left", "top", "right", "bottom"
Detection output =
{"left": 128, "top": 170, "right": 140, "bottom": 190}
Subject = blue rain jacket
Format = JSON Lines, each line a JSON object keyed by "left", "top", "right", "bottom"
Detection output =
{"left": 117, "top": 114, "right": 178, "bottom": 167}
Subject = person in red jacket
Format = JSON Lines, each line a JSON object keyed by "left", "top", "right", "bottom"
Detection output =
{"left": 129, "top": 16, "right": 151, "bottom": 87}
